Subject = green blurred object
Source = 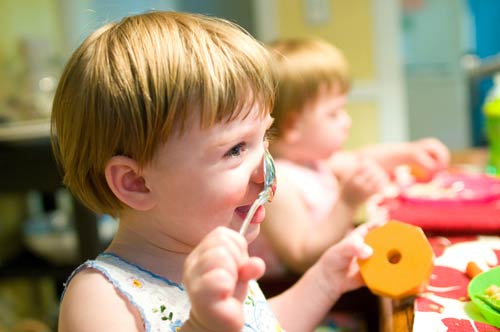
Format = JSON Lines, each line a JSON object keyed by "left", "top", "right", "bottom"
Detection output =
{"left": 485, "top": 115, "right": 500, "bottom": 176}
{"left": 483, "top": 74, "right": 500, "bottom": 177}
{"left": 468, "top": 266, "right": 500, "bottom": 328}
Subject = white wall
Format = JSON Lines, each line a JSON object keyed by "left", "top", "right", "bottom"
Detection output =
{"left": 401, "top": 0, "right": 471, "bottom": 149}
{"left": 372, "top": 0, "right": 408, "bottom": 143}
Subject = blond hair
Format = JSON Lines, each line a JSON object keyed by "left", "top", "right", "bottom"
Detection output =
{"left": 268, "top": 38, "right": 350, "bottom": 136}
{"left": 51, "top": 11, "right": 276, "bottom": 216}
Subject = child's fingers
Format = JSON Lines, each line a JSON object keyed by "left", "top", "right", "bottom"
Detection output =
{"left": 187, "top": 247, "right": 263, "bottom": 303}
{"left": 414, "top": 139, "right": 450, "bottom": 171}
{"left": 342, "top": 166, "right": 389, "bottom": 205}
{"left": 335, "top": 227, "right": 373, "bottom": 262}
{"left": 349, "top": 229, "right": 373, "bottom": 259}
{"left": 182, "top": 228, "right": 253, "bottom": 313}
{"left": 412, "top": 151, "right": 438, "bottom": 173}
{"left": 188, "top": 246, "right": 240, "bottom": 281}
{"left": 239, "top": 256, "right": 265, "bottom": 282}
{"left": 190, "top": 267, "right": 238, "bottom": 301}
{"left": 188, "top": 268, "right": 245, "bottom": 331}
{"left": 233, "top": 257, "right": 266, "bottom": 301}
{"left": 420, "top": 138, "right": 450, "bottom": 166}
{"left": 183, "top": 228, "right": 259, "bottom": 331}
{"left": 185, "top": 227, "right": 249, "bottom": 276}
{"left": 360, "top": 218, "right": 387, "bottom": 231}
{"left": 319, "top": 223, "right": 380, "bottom": 294}
{"left": 353, "top": 163, "right": 390, "bottom": 193}
{"left": 184, "top": 230, "right": 260, "bottom": 282}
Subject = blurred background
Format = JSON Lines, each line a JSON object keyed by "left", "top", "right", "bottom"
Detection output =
{"left": 1, "top": 0, "right": 499, "bottom": 331}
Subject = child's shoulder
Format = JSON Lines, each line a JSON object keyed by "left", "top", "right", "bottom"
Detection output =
{"left": 62, "top": 259, "right": 136, "bottom": 306}
{"left": 61, "top": 254, "right": 190, "bottom": 331}
{"left": 59, "top": 266, "right": 142, "bottom": 331}
{"left": 62, "top": 265, "right": 118, "bottom": 303}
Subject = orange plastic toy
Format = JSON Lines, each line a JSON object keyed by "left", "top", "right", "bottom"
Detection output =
{"left": 358, "top": 220, "right": 434, "bottom": 300}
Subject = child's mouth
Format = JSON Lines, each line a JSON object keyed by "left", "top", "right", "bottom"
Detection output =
{"left": 235, "top": 205, "right": 265, "bottom": 225}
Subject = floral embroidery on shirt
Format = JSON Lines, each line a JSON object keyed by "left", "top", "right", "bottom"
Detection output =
{"left": 129, "top": 277, "right": 144, "bottom": 289}
{"left": 153, "top": 304, "right": 174, "bottom": 322}
{"left": 245, "top": 285, "right": 257, "bottom": 306}
{"left": 245, "top": 294, "right": 255, "bottom": 307}
{"left": 170, "top": 320, "right": 183, "bottom": 331}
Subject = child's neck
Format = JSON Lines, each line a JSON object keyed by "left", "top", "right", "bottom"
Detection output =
{"left": 105, "top": 217, "right": 189, "bottom": 284}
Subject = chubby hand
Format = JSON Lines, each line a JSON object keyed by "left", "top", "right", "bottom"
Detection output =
{"left": 181, "top": 227, "right": 265, "bottom": 332}
{"left": 318, "top": 222, "right": 379, "bottom": 297}
{"left": 408, "top": 138, "right": 450, "bottom": 180}
{"left": 341, "top": 157, "right": 390, "bottom": 206}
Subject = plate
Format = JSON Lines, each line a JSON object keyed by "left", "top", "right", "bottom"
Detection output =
{"left": 400, "top": 172, "right": 500, "bottom": 204}
{"left": 468, "top": 266, "right": 500, "bottom": 327}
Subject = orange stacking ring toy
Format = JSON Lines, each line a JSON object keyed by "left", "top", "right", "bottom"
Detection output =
{"left": 358, "top": 220, "right": 434, "bottom": 300}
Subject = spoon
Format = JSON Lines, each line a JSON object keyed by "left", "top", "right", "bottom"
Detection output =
{"left": 239, "top": 149, "right": 277, "bottom": 235}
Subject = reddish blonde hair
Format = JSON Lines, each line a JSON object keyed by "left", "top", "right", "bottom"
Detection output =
{"left": 51, "top": 11, "right": 276, "bottom": 216}
{"left": 268, "top": 38, "right": 350, "bottom": 137}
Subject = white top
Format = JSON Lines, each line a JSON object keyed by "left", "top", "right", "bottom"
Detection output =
{"left": 63, "top": 253, "right": 285, "bottom": 332}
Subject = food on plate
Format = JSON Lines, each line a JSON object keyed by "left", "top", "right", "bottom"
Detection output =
{"left": 403, "top": 179, "right": 464, "bottom": 200}
{"left": 479, "top": 284, "right": 500, "bottom": 312}
{"left": 399, "top": 172, "right": 500, "bottom": 203}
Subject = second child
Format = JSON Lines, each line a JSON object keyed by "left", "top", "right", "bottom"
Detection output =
{"left": 250, "top": 38, "right": 450, "bottom": 275}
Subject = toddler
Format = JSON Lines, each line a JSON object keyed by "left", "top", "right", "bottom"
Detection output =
{"left": 250, "top": 38, "right": 449, "bottom": 275}
{"left": 52, "top": 12, "right": 375, "bottom": 332}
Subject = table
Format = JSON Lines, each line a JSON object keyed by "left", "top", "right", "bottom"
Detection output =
{"left": 382, "top": 235, "right": 500, "bottom": 332}
{"left": 380, "top": 148, "right": 500, "bottom": 332}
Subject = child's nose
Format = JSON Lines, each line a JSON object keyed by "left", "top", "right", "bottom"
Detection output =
{"left": 251, "top": 151, "right": 266, "bottom": 185}
{"left": 342, "top": 111, "right": 352, "bottom": 129}
{"left": 343, "top": 111, "right": 352, "bottom": 129}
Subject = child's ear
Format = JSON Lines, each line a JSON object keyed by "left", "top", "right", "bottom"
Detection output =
{"left": 105, "top": 156, "right": 156, "bottom": 211}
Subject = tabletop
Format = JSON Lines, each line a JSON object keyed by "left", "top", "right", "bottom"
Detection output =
{"left": 379, "top": 148, "right": 500, "bottom": 332}
{"left": 381, "top": 235, "right": 500, "bottom": 332}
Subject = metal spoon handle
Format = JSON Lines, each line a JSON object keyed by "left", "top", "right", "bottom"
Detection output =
{"left": 238, "top": 192, "right": 268, "bottom": 235}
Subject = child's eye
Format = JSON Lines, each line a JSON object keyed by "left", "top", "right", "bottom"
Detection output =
{"left": 225, "top": 142, "right": 246, "bottom": 158}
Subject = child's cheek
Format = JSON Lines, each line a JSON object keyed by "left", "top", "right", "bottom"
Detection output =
{"left": 217, "top": 178, "right": 249, "bottom": 208}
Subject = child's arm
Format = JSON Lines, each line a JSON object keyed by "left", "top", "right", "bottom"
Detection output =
{"left": 330, "top": 138, "right": 450, "bottom": 181}
{"left": 260, "top": 176, "right": 351, "bottom": 273}
{"left": 260, "top": 161, "right": 387, "bottom": 273}
{"left": 356, "top": 138, "right": 450, "bottom": 179}
{"left": 180, "top": 227, "right": 265, "bottom": 332}
{"left": 267, "top": 223, "right": 375, "bottom": 332}
{"left": 337, "top": 156, "right": 389, "bottom": 206}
